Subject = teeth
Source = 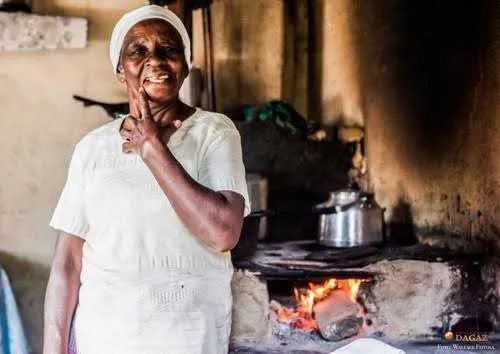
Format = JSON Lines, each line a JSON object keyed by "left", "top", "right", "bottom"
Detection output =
{"left": 146, "top": 74, "right": 169, "bottom": 83}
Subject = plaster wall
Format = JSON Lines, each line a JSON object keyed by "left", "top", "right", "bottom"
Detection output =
{"left": 0, "top": 1, "right": 142, "bottom": 351}
{"left": 354, "top": 0, "right": 500, "bottom": 251}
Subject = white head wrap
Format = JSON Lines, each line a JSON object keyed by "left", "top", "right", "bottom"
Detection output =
{"left": 109, "top": 5, "right": 191, "bottom": 73}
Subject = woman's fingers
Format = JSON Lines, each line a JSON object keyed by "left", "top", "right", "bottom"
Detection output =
{"left": 120, "top": 91, "right": 162, "bottom": 157}
{"left": 120, "top": 128, "right": 133, "bottom": 141}
{"left": 172, "top": 120, "right": 182, "bottom": 129}
{"left": 138, "top": 87, "right": 152, "bottom": 121}
{"left": 122, "top": 116, "right": 138, "bottom": 130}
{"left": 122, "top": 141, "right": 133, "bottom": 154}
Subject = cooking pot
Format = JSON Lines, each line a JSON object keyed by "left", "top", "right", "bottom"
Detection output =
{"left": 231, "top": 174, "right": 268, "bottom": 261}
{"left": 246, "top": 174, "right": 268, "bottom": 240}
{"left": 316, "top": 188, "right": 385, "bottom": 247}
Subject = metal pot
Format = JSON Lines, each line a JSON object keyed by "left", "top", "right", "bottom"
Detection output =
{"left": 231, "top": 174, "right": 268, "bottom": 261}
{"left": 246, "top": 174, "right": 268, "bottom": 240}
{"left": 316, "top": 189, "right": 385, "bottom": 247}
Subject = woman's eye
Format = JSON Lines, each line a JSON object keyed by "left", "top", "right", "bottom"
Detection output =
{"left": 160, "top": 46, "right": 181, "bottom": 57}
{"left": 125, "top": 45, "right": 181, "bottom": 60}
{"left": 128, "top": 47, "right": 146, "bottom": 56}
{"left": 167, "top": 47, "right": 180, "bottom": 54}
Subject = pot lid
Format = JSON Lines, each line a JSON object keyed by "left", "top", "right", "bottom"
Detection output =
{"left": 328, "top": 190, "right": 361, "bottom": 205}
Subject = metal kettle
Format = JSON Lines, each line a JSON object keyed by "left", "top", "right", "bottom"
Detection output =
{"left": 316, "top": 187, "right": 385, "bottom": 248}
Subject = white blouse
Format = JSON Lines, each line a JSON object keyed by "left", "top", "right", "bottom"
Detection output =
{"left": 49, "top": 109, "right": 250, "bottom": 354}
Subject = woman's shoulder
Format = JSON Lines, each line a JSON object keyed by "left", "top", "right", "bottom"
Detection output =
{"left": 72, "top": 118, "right": 123, "bottom": 160}
{"left": 77, "top": 118, "right": 122, "bottom": 147}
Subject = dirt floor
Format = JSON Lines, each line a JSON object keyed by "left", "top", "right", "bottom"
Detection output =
{"left": 230, "top": 334, "right": 500, "bottom": 353}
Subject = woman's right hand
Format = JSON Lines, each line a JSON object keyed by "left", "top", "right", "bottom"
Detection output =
{"left": 43, "top": 233, "right": 84, "bottom": 354}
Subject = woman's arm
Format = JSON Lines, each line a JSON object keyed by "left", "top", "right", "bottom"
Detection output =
{"left": 142, "top": 138, "right": 245, "bottom": 252}
{"left": 121, "top": 90, "right": 245, "bottom": 252}
{"left": 43, "top": 233, "right": 84, "bottom": 354}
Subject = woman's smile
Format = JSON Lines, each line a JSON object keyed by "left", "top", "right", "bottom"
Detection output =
{"left": 143, "top": 73, "right": 170, "bottom": 84}
{"left": 142, "top": 72, "right": 175, "bottom": 94}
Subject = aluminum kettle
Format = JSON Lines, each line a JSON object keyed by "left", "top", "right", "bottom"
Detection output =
{"left": 316, "top": 188, "right": 385, "bottom": 248}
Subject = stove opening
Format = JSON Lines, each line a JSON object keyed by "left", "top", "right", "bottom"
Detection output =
{"left": 267, "top": 276, "right": 373, "bottom": 341}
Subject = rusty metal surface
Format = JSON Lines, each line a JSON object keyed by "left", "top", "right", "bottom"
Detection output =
{"left": 233, "top": 240, "right": 490, "bottom": 280}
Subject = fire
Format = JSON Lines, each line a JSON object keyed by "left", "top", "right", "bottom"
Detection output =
{"left": 274, "top": 278, "right": 365, "bottom": 332}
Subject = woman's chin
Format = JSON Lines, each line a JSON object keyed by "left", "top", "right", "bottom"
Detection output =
{"left": 143, "top": 84, "right": 177, "bottom": 104}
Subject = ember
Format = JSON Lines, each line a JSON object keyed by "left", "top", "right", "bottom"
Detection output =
{"left": 273, "top": 278, "right": 365, "bottom": 332}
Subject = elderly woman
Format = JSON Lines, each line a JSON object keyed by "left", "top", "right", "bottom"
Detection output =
{"left": 43, "top": 5, "right": 250, "bottom": 354}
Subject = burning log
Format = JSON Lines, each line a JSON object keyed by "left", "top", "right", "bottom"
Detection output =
{"left": 270, "top": 277, "right": 366, "bottom": 339}
{"left": 269, "top": 299, "right": 314, "bottom": 332}
{"left": 313, "top": 289, "right": 364, "bottom": 341}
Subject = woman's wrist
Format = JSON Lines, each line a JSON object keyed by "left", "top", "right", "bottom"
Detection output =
{"left": 140, "top": 134, "right": 167, "bottom": 161}
{"left": 43, "top": 339, "right": 69, "bottom": 354}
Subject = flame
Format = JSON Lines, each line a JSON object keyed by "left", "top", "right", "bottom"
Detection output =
{"left": 274, "top": 278, "right": 365, "bottom": 332}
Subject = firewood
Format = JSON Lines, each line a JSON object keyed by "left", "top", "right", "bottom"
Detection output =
{"left": 313, "top": 289, "right": 363, "bottom": 341}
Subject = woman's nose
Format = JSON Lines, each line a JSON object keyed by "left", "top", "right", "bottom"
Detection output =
{"left": 145, "top": 47, "right": 167, "bottom": 67}
{"left": 146, "top": 53, "right": 162, "bottom": 67}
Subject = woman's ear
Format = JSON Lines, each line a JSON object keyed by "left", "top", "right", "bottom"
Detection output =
{"left": 116, "top": 64, "right": 126, "bottom": 83}
{"left": 182, "top": 61, "right": 190, "bottom": 82}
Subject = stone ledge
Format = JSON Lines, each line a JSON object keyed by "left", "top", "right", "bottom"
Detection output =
{"left": 0, "top": 11, "right": 87, "bottom": 52}
{"left": 231, "top": 270, "right": 271, "bottom": 343}
{"left": 360, "top": 258, "right": 499, "bottom": 339}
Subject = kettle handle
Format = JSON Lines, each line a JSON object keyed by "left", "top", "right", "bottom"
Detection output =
{"left": 313, "top": 198, "right": 362, "bottom": 214}
{"left": 245, "top": 209, "right": 275, "bottom": 218}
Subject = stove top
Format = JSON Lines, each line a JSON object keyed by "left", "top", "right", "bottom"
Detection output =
{"left": 232, "top": 240, "right": 482, "bottom": 280}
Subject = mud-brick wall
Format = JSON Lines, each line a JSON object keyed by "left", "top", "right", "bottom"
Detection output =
{"left": 354, "top": 0, "right": 500, "bottom": 252}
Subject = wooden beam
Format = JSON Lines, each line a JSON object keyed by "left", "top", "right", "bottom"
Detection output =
{"left": 282, "top": 0, "right": 309, "bottom": 118}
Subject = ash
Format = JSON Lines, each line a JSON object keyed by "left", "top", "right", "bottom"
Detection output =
{"left": 271, "top": 317, "right": 325, "bottom": 345}
{"left": 230, "top": 306, "right": 356, "bottom": 354}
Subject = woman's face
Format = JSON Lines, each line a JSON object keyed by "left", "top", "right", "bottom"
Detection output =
{"left": 117, "top": 19, "right": 188, "bottom": 107}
